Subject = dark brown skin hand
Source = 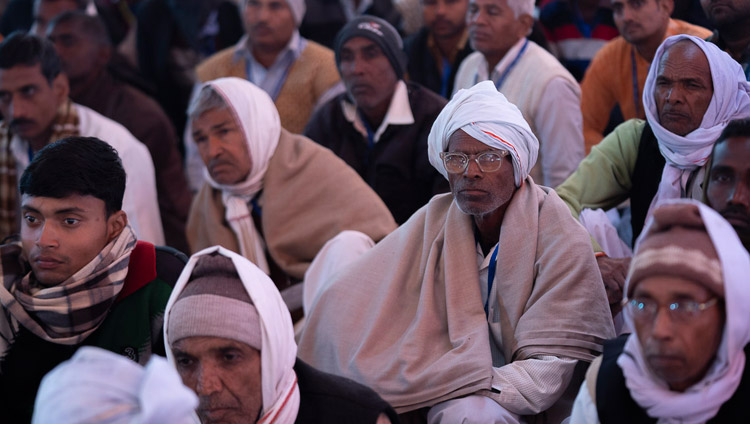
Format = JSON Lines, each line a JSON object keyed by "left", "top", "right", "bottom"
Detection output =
{"left": 596, "top": 255, "right": 632, "bottom": 316}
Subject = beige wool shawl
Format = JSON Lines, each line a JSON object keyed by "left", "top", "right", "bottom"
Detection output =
{"left": 298, "top": 179, "right": 614, "bottom": 413}
{"left": 186, "top": 129, "right": 397, "bottom": 280}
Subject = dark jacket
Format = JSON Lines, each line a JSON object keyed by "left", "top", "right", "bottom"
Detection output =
{"left": 295, "top": 358, "right": 399, "bottom": 423}
{"left": 71, "top": 70, "right": 192, "bottom": 253}
{"left": 0, "top": 242, "right": 177, "bottom": 423}
{"left": 403, "top": 27, "right": 473, "bottom": 98}
{"left": 304, "top": 82, "right": 449, "bottom": 224}
{"left": 595, "top": 335, "right": 750, "bottom": 423}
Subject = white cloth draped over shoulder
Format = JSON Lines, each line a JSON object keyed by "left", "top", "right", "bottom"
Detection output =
{"left": 428, "top": 80, "right": 539, "bottom": 187}
{"left": 165, "top": 246, "right": 300, "bottom": 423}
{"left": 618, "top": 200, "right": 750, "bottom": 423}
{"left": 32, "top": 346, "right": 198, "bottom": 424}
{"left": 195, "top": 77, "right": 282, "bottom": 274}
{"left": 643, "top": 35, "right": 750, "bottom": 215}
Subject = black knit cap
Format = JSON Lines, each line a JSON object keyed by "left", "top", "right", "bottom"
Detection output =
{"left": 334, "top": 15, "right": 407, "bottom": 78}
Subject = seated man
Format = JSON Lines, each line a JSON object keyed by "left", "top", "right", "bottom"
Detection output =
{"left": 186, "top": 77, "right": 396, "bottom": 299}
{"left": 299, "top": 82, "right": 615, "bottom": 422}
{"left": 557, "top": 35, "right": 750, "bottom": 314}
{"left": 453, "top": 0, "right": 584, "bottom": 187}
{"left": 164, "top": 246, "right": 399, "bottom": 423}
{"left": 30, "top": 0, "right": 86, "bottom": 37}
{"left": 305, "top": 16, "right": 449, "bottom": 224}
{"left": 47, "top": 12, "right": 193, "bottom": 253}
{"left": 403, "top": 0, "right": 473, "bottom": 98}
{"left": 195, "top": 0, "right": 340, "bottom": 135}
{"left": 580, "top": 0, "right": 710, "bottom": 152}
{"left": 570, "top": 200, "right": 750, "bottom": 423}
{"left": 0, "top": 137, "right": 175, "bottom": 422}
{"left": 33, "top": 346, "right": 198, "bottom": 424}
{"left": 0, "top": 32, "right": 163, "bottom": 244}
{"left": 703, "top": 0, "right": 750, "bottom": 78}
{"left": 705, "top": 118, "right": 750, "bottom": 251}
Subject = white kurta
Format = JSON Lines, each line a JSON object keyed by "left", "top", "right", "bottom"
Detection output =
{"left": 11, "top": 103, "right": 164, "bottom": 245}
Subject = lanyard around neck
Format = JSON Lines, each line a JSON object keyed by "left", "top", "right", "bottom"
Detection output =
{"left": 474, "top": 39, "right": 529, "bottom": 89}
{"left": 484, "top": 244, "right": 500, "bottom": 317}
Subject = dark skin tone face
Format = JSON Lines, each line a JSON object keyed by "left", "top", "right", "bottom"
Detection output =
{"left": 339, "top": 37, "right": 399, "bottom": 129}
{"left": 706, "top": 136, "right": 750, "bottom": 246}
{"left": 653, "top": 41, "right": 714, "bottom": 137}
{"left": 422, "top": 0, "right": 469, "bottom": 56}
{"left": 445, "top": 129, "right": 516, "bottom": 253}
{"left": 633, "top": 276, "right": 724, "bottom": 392}
{"left": 467, "top": 0, "right": 533, "bottom": 71}
{"left": 611, "top": 0, "right": 673, "bottom": 61}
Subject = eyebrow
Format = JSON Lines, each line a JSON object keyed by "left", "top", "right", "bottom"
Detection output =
{"left": 21, "top": 206, "right": 87, "bottom": 215}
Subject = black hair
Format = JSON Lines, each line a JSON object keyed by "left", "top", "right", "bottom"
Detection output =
{"left": 35, "top": 0, "right": 89, "bottom": 10}
{"left": 19, "top": 136, "right": 126, "bottom": 216}
{"left": 49, "top": 10, "right": 111, "bottom": 47}
{"left": 715, "top": 119, "right": 750, "bottom": 146}
{"left": 0, "top": 32, "right": 62, "bottom": 84}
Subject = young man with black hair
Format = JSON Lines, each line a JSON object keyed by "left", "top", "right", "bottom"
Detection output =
{"left": 0, "top": 137, "right": 174, "bottom": 423}
{"left": 0, "top": 31, "right": 163, "bottom": 244}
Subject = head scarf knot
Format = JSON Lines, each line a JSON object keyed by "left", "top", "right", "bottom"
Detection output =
{"left": 427, "top": 81, "right": 539, "bottom": 187}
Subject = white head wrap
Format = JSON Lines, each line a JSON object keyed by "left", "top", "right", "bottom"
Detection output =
{"left": 32, "top": 347, "right": 198, "bottom": 424}
{"left": 165, "top": 246, "right": 300, "bottom": 424}
{"left": 194, "top": 77, "right": 281, "bottom": 274}
{"left": 643, "top": 35, "right": 750, "bottom": 214}
{"left": 285, "top": 0, "right": 306, "bottom": 26}
{"left": 618, "top": 199, "right": 750, "bottom": 423}
{"left": 427, "top": 80, "right": 539, "bottom": 187}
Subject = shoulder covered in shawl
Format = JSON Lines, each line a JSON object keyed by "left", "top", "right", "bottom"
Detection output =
{"left": 298, "top": 178, "right": 614, "bottom": 413}
{"left": 187, "top": 130, "right": 397, "bottom": 279}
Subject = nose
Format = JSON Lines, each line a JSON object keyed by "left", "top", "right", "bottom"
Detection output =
{"left": 196, "top": 363, "right": 223, "bottom": 396}
{"left": 206, "top": 135, "right": 224, "bottom": 159}
{"left": 36, "top": 223, "right": 59, "bottom": 248}
{"left": 649, "top": 307, "right": 675, "bottom": 341}
{"left": 436, "top": 1, "right": 446, "bottom": 16}
{"left": 9, "top": 96, "right": 30, "bottom": 121}
{"left": 463, "top": 157, "right": 483, "bottom": 178}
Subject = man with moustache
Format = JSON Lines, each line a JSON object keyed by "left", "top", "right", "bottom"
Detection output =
{"left": 557, "top": 35, "right": 750, "bottom": 318}
{"left": 453, "top": 0, "right": 584, "bottom": 188}
{"left": 184, "top": 0, "right": 342, "bottom": 189}
{"left": 702, "top": 0, "right": 750, "bottom": 79}
{"left": 305, "top": 16, "right": 449, "bottom": 224}
{"left": 705, "top": 119, "right": 750, "bottom": 251}
{"left": 580, "top": 0, "right": 710, "bottom": 152}
{"left": 403, "top": 0, "right": 473, "bottom": 98}
{"left": 0, "top": 32, "right": 163, "bottom": 244}
{"left": 299, "top": 82, "right": 614, "bottom": 422}
{"left": 47, "top": 11, "right": 193, "bottom": 253}
{"left": 570, "top": 200, "right": 750, "bottom": 423}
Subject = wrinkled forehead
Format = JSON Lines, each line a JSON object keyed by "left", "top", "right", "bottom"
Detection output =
{"left": 657, "top": 40, "right": 713, "bottom": 83}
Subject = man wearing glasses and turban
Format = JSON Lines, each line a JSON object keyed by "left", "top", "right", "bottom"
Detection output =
{"left": 299, "top": 81, "right": 615, "bottom": 423}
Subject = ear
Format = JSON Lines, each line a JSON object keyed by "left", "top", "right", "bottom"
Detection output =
{"left": 517, "top": 13, "right": 534, "bottom": 38}
{"left": 106, "top": 210, "right": 128, "bottom": 243}
{"left": 659, "top": 0, "right": 675, "bottom": 16}
{"left": 51, "top": 72, "right": 69, "bottom": 105}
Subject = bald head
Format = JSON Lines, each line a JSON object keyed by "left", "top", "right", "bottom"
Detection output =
{"left": 653, "top": 40, "right": 714, "bottom": 136}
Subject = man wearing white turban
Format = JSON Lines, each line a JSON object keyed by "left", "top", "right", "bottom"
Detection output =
{"left": 557, "top": 34, "right": 750, "bottom": 318}
{"left": 165, "top": 246, "right": 398, "bottom": 423}
{"left": 298, "top": 81, "right": 614, "bottom": 423}
{"left": 185, "top": 77, "right": 395, "bottom": 314}
{"left": 569, "top": 200, "right": 750, "bottom": 423}
{"left": 33, "top": 347, "right": 198, "bottom": 424}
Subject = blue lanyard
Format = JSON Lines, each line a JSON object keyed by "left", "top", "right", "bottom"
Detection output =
{"left": 631, "top": 48, "right": 641, "bottom": 117}
{"left": 474, "top": 39, "right": 529, "bottom": 89}
{"left": 484, "top": 244, "right": 500, "bottom": 317}
{"left": 27, "top": 145, "right": 34, "bottom": 163}
{"left": 250, "top": 197, "right": 262, "bottom": 217}
{"left": 440, "top": 57, "right": 452, "bottom": 98}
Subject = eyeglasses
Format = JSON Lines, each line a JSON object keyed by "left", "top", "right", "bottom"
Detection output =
{"left": 439, "top": 150, "right": 509, "bottom": 174}
{"left": 625, "top": 297, "right": 719, "bottom": 323}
